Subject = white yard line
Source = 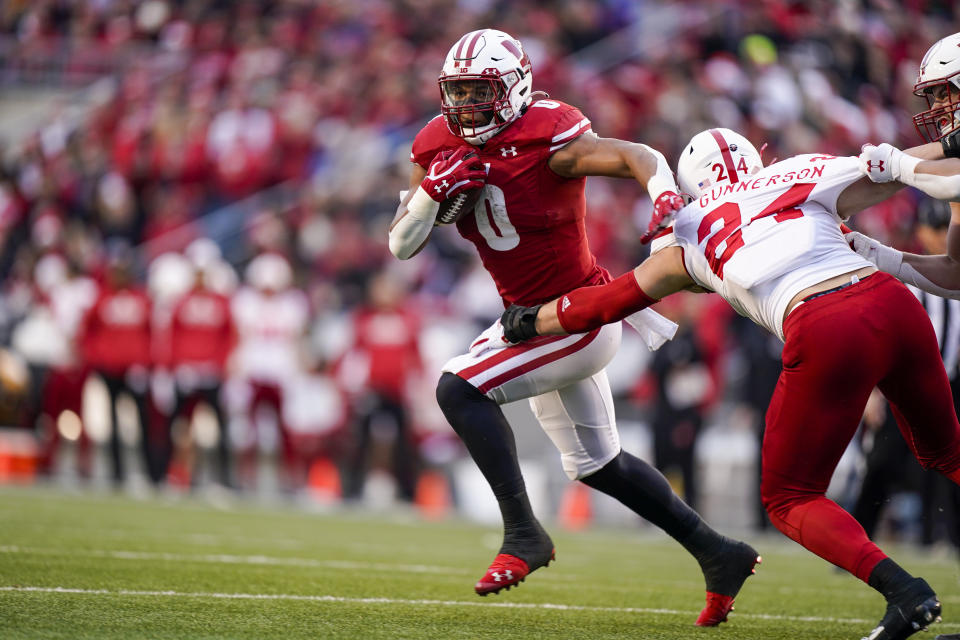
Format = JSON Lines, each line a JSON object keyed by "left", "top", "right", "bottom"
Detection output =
{"left": 3, "top": 544, "right": 957, "bottom": 604}
{"left": 1, "top": 585, "right": 959, "bottom": 631}
{"left": 0, "top": 544, "right": 467, "bottom": 576}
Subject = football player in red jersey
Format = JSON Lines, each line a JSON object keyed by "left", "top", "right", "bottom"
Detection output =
{"left": 389, "top": 29, "right": 759, "bottom": 626}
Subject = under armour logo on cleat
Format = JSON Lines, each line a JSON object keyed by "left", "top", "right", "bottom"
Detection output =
{"left": 491, "top": 570, "right": 514, "bottom": 582}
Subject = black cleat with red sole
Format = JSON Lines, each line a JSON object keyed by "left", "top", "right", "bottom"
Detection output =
{"left": 695, "top": 539, "right": 762, "bottom": 626}
{"left": 475, "top": 528, "right": 555, "bottom": 596}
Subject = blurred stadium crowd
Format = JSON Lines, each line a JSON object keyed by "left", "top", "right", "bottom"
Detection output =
{"left": 0, "top": 0, "right": 956, "bottom": 542}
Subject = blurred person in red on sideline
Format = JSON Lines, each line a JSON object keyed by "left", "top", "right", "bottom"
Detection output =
{"left": 338, "top": 271, "right": 423, "bottom": 504}
{"left": 77, "top": 240, "right": 157, "bottom": 487}
{"left": 156, "top": 239, "right": 237, "bottom": 488}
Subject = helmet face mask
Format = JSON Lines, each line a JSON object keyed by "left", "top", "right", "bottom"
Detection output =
{"left": 912, "top": 33, "right": 960, "bottom": 142}
{"left": 440, "top": 76, "right": 506, "bottom": 130}
{"left": 677, "top": 128, "right": 763, "bottom": 199}
{"left": 439, "top": 29, "right": 533, "bottom": 145}
{"left": 913, "top": 79, "right": 960, "bottom": 142}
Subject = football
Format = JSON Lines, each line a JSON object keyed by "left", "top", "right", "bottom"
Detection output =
{"left": 436, "top": 186, "right": 484, "bottom": 225}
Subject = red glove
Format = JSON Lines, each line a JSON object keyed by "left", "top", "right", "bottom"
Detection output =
{"left": 421, "top": 147, "right": 486, "bottom": 202}
{"left": 640, "top": 191, "right": 686, "bottom": 244}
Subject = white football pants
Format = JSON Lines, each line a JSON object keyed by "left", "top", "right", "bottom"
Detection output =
{"left": 441, "top": 321, "right": 622, "bottom": 479}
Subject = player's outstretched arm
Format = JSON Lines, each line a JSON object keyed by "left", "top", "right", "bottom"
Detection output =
{"left": 547, "top": 133, "right": 684, "bottom": 241}
{"left": 548, "top": 133, "right": 674, "bottom": 191}
{"left": 860, "top": 143, "right": 960, "bottom": 200}
{"left": 836, "top": 144, "right": 960, "bottom": 220}
{"left": 902, "top": 141, "right": 947, "bottom": 160}
{"left": 502, "top": 247, "right": 692, "bottom": 341}
{"left": 847, "top": 204, "right": 960, "bottom": 300}
{"left": 843, "top": 143, "right": 960, "bottom": 298}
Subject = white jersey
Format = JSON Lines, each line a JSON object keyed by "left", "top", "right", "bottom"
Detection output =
{"left": 652, "top": 154, "right": 874, "bottom": 340}
{"left": 231, "top": 286, "right": 310, "bottom": 384}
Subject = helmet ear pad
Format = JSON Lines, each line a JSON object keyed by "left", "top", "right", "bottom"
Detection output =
{"left": 677, "top": 128, "right": 763, "bottom": 198}
{"left": 439, "top": 29, "right": 533, "bottom": 145}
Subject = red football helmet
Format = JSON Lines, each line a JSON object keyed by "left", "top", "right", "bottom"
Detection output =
{"left": 438, "top": 29, "right": 533, "bottom": 145}
{"left": 913, "top": 33, "right": 960, "bottom": 142}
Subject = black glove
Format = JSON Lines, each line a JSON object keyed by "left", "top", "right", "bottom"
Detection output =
{"left": 942, "top": 127, "right": 960, "bottom": 159}
{"left": 501, "top": 304, "right": 542, "bottom": 343}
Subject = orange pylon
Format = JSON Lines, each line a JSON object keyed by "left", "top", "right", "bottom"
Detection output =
{"left": 414, "top": 469, "right": 451, "bottom": 520}
{"left": 558, "top": 482, "right": 592, "bottom": 530}
{"left": 307, "top": 457, "right": 341, "bottom": 503}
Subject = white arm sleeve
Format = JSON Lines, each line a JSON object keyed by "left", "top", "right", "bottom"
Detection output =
{"left": 898, "top": 154, "right": 960, "bottom": 200}
{"left": 639, "top": 143, "right": 678, "bottom": 201}
{"left": 898, "top": 261, "right": 960, "bottom": 299}
{"left": 388, "top": 187, "right": 439, "bottom": 260}
{"left": 847, "top": 230, "right": 960, "bottom": 300}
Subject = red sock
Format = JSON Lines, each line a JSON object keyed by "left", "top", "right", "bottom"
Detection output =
{"left": 557, "top": 272, "right": 658, "bottom": 333}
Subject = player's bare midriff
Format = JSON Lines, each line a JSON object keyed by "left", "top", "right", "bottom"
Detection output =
{"left": 784, "top": 265, "right": 879, "bottom": 319}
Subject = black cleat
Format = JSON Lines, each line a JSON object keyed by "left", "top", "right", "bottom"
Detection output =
{"left": 862, "top": 578, "right": 942, "bottom": 640}
{"left": 695, "top": 539, "right": 761, "bottom": 626}
{"left": 475, "top": 525, "right": 554, "bottom": 596}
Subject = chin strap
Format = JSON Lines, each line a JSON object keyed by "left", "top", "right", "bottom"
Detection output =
{"left": 942, "top": 127, "right": 960, "bottom": 158}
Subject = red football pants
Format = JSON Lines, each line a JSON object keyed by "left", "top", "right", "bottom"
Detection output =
{"left": 761, "top": 273, "right": 960, "bottom": 583}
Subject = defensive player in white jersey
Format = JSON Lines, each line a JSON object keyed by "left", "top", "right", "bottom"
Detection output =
{"left": 389, "top": 29, "right": 759, "bottom": 626}
{"left": 501, "top": 127, "right": 960, "bottom": 640}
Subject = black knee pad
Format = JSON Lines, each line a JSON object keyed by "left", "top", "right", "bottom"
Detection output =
{"left": 436, "top": 372, "right": 484, "bottom": 411}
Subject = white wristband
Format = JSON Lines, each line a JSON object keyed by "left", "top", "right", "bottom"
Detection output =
{"left": 875, "top": 245, "right": 905, "bottom": 275}
{"left": 894, "top": 151, "right": 921, "bottom": 181}
{"left": 388, "top": 186, "right": 439, "bottom": 260}
{"left": 847, "top": 230, "right": 904, "bottom": 274}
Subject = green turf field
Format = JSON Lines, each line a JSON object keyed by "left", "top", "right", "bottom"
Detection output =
{"left": 0, "top": 487, "right": 957, "bottom": 639}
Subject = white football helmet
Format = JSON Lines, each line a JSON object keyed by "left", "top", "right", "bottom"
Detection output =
{"left": 148, "top": 251, "right": 194, "bottom": 303}
{"left": 439, "top": 29, "right": 533, "bottom": 145}
{"left": 676, "top": 128, "right": 763, "bottom": 198}
{"left": 913, "top": 32, "right": 960, "bottom": 142}
{"left": 246, "top": 252, "right": 292, "bottom": 292}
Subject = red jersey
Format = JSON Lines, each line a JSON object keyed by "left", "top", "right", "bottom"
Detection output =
{"left": 166, "top": 288, "right": 236, "bottom": 373}
{"left": 411, "top": 100, "right": 609, "bottom": 306}
{"left": 79, "top": 285, "right": 152, "bottom": 375}
{"left": 349, "top": 305, "right": 422, "bottom": 401}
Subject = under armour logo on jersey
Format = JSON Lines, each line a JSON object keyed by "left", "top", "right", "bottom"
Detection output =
{"left": 500, "top": 146, "right": 518, "bottom": 157}
{"left": 561, "top": 296, "right": 571, "bottom": 312}
{"left": 491, "top": 570, "right": 514, "bottom": 582}
{"left": 865, "top": 160, "right": 885, "bottom": 173}
{"left": 435, "top": 180, "right": 450, "bottom": 193}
